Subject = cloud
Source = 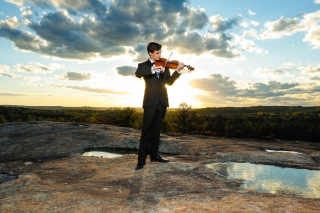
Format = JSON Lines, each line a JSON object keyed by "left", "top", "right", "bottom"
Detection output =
{"left": 0, "top": 64, "right": 10, "bottom": 72}
{"left": 59, "top": 71, "right": 94, "bottom": 81}
{"left": 256, "top": 10, "right": 320, "bottom": 48}
{"left": 130, "top": 43, "right": 147, "bottom": 62}
{"left": 303, "top": 25, "right": 320, "bottom": 48}
{"left": 5, "top": 0, "right": 24, "bottom": 7}
{"left": 233, "top": 34, "right": 266, "bottom": 54}
{"left": 0, "top": 16, "right": 20, "bottom": 28}
{"left": 0, "top": 0, "right": 256, "bottom": 61}
{"left": 209, "top": 15, "right": 241, "bottom": 32}
{"left": 0, "top": 71, "right": 17, "bottom": 78}
{"left": 20, "top": 6, "right": 33, "bottom": 18}
{"left": 252, "top": 67, "right": 285, "bottom": 79}
{"left": 13, "top": 62, "right": 55, "bottom": 73}
{"left": 248, "top": 10, "right": 256, "bottom": 16}
{"left": 64, "top": 85, "right": 123, "bottom": 94}
{"left": 19, "top": 76, "right": 41, "bottom": 81}
{"left": 189, "top": 74, "right": 237, "bottom": 96}
{"left": 0, "top": 90, "right": 55, "bottom": 97}
{"left": 116, "top": 66, "right": 136, "bottom": 77}
{"left": 0, "top": 91, "right": 26, "bottom": 96}
{"left": 165, "top": 31, "right": 242, "bottom": 59}
{"left": 300, "top": 10, "right": 320, "bottom": 48}
{"left": 180, "top": 7, "right": 209, "bottom": 30}
{"left": 260, "top": 16, "right": 301, "bottom": 39}
{"left": 0, "top": 64, "right": 16, "bottom": 78}
{"left": 52, "top": 85, "right": 128, "bottom": 95}
{"left": 310, "top": 76, "right": 320, "bottom": 81}
{"left": 315, "top": 0, "right": 320, "bottom": 4}
{"left": 297, "top": 64, "right": 320, "bottom": 74}
{"left": 250, "top": 21, "right": 259, "bottom": 27}
{"left": 5, "top": 0, "right": 94, "bottom": 10}
{"left": 189, "top": 74, "right": 301, "bottom": 101}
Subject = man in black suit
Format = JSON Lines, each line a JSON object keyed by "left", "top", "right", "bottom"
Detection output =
{"left": 135, "top": 42, "right": 184, "bottom": 170}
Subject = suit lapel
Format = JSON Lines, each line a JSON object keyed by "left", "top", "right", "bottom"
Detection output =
{"left": 146, "top": 59, "right": 153, "bottom": 67}
{"left": 146, "top": 59, "right": 161, "bottom": 79}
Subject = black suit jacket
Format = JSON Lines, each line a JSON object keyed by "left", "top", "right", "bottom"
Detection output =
{"left": 135, "top": 59, "right": 181, "bottom": 107}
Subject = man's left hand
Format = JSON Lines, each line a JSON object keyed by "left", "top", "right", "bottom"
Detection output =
{"left": 176, "top": 62, "right": 184, "bottom": 72}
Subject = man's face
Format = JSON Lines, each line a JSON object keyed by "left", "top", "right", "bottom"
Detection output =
{"left": 149, "top": 50, "right": 162, "bottom": 61}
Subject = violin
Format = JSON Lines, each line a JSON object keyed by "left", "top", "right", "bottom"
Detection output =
{"left": 155, "top": 57, "right": 194, "bottom": 71}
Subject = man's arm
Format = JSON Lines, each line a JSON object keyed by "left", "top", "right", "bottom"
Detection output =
{"left": 165, "top": 70, "right": 181, "bottom": 85}
{"left": 165, "top": 62, "right": 184, "bottom": 85}
{"left": 135, "top": 63, "right": 153, "bottom": 78}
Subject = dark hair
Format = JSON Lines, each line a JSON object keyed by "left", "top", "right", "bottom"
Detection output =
{"left": 147, "top": 42, "right": 162, "bottom": 55}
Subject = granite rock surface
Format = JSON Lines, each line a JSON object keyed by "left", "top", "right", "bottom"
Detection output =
{"left": 0, "top": 121, "right": 320, "bottom": 212}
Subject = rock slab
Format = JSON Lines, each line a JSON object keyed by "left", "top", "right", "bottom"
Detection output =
{"left": 0, "top": 121, "right": 320, "bottom": 212}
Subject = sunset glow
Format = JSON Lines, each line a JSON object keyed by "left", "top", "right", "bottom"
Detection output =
{"left": 1, "top": 0, "right": 320, "bottom": 108}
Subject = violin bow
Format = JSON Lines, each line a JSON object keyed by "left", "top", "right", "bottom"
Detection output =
{"left": 163, "top": 52, "right": 173, "bottom": 69}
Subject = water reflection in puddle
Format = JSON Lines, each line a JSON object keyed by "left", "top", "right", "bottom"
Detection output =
{"left": 82, "top": 151, "right": 123, "bottom": 158}
{"left": 266, "top": 149, "right": 304, "bottom": 155}
{"left": 206, "top": 162, "right": 320, "bottom": 199}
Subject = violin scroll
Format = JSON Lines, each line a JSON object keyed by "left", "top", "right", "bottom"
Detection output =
{"left": 184, "top": 65, "right": 194, "bottom": 71}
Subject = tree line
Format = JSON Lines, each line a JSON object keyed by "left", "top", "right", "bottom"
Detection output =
{"left": 0, "top": 104, "right": 319, "bottom": 142}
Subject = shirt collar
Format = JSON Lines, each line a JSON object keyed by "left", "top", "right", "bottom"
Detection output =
{"left": 149, "top": 58, "right": 155, "bottom": 64}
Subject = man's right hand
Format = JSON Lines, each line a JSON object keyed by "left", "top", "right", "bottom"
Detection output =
{"left": 153, "top": 66, "right": 165, "bottom": 72}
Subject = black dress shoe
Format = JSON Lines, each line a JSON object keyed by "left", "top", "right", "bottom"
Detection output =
{"left": 150, "top": 155, "right": 169, "bottom": 163}
{"left": 135, "top": 162, "right": 144, "bottom": 170}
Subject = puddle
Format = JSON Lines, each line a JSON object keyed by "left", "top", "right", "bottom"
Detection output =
{"left": 266, "top": 149, "right": 304, "bottom": 155}
{"left": 0, "top": 173, "right": 18, "bottom": 184}
{"left": 82, "top": 151, "right": 124, "bottom": 158}
{"left": 206, "top": 162, "right": 320, "bottom": 199}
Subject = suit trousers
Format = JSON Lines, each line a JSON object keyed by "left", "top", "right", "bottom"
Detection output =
{"left": 138, "top": 103, "right": 166, "bottom": 163}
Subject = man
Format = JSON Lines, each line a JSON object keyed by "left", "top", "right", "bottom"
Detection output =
{"left": 135, "top": 42, "right": 184, "bottom": 170}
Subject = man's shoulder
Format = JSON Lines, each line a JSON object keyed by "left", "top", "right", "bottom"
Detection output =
{"left": 138, "top": 59, "right": 151, "bottom": 67}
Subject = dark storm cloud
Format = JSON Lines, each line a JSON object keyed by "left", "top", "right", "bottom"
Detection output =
{"left": 0, "top": 0, "right": 245, "bottom": 60}
{"left": 116, "top": 66, "right": 136, "bottom": 77}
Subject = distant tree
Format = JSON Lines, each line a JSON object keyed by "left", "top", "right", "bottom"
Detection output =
{"left": 161, "top": 111, "right": 177, "bottom": 133}
{"left": 117, "top": 107, "right": 137, "bottom": 128}
{"left": 216, "top": 114, "right": 225, "bottom": 136}
{"left": 0, "top": 114, "right": 6, "bottom": 124}
{"left": 1, "top": 105, "right": 319, "bottom": 142}
{"left": 174, "top": 103, "right": 196, "bottom": 134}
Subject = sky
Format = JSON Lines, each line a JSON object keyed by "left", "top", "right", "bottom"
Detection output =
{"left": 0, "top": 0, "right": 320, "bottom": 108}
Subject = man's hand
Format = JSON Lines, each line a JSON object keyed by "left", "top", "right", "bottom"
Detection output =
{"left": 153, "top": 66, "right": 165, "bottom": 72}
{"left": 176, "top": 62, "right": 184, "bottom": 72}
